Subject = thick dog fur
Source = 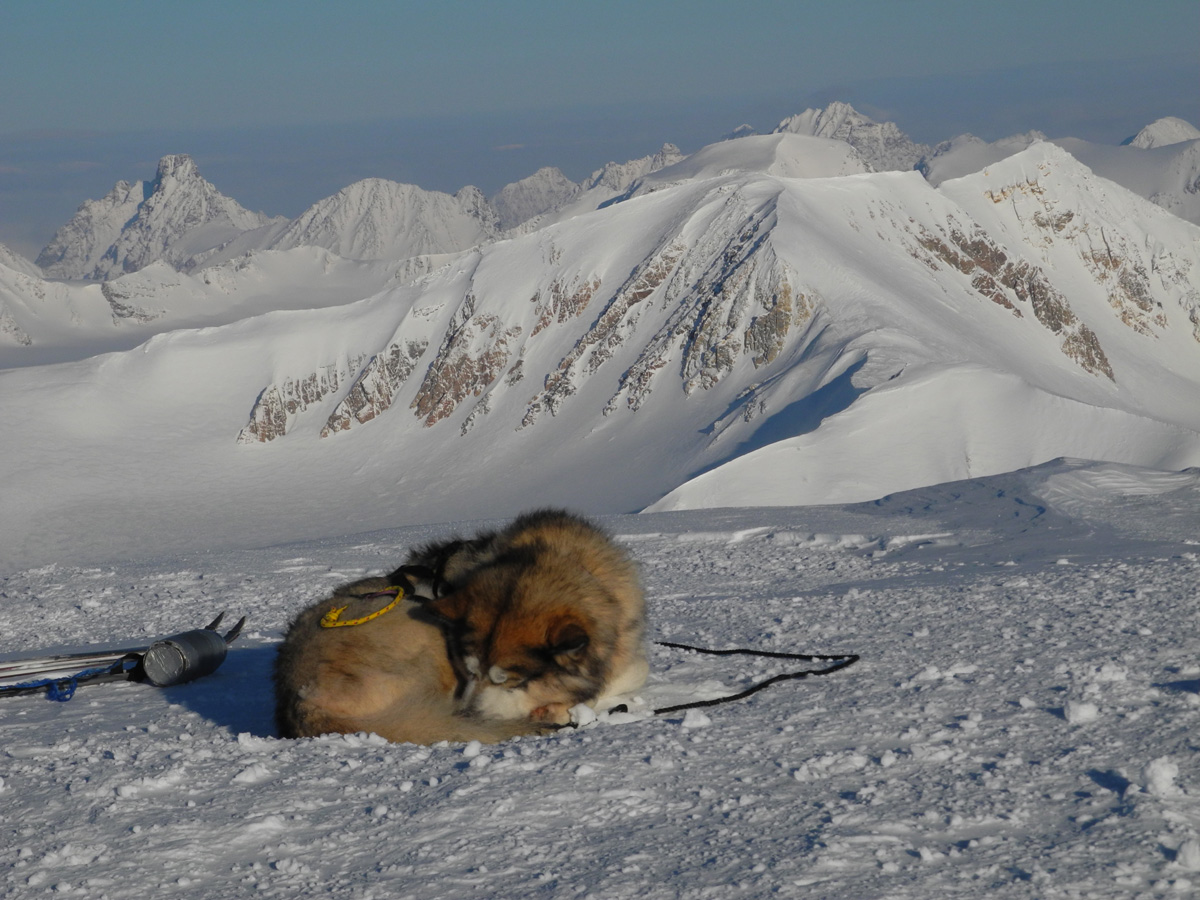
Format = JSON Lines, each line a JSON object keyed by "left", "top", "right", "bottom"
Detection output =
{"left": 274, "top": 576, "right": 551, "bottom": 744}
{"left": 274, "top": 510, "right": 647, "bottom": 743}
{"left": 406, "top": 510, "right": 648, "bottom": 726}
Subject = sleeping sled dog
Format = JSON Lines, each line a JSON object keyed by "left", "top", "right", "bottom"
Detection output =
{"left": 274, "top": 510, "right": 648, "bottom": 744}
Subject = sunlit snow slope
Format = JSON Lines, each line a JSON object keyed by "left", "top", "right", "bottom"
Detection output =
{"left": 2, "top": 140, "right": 1199, "bottom": 571}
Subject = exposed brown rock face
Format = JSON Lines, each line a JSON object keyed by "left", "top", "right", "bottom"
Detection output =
{"left": 913, "top": 219, "right": 1114, "bottom": 379}
{"left": 680, "top": 218, "right": 777, "bottom": 394}
{"left": 321, "top": 341, "right": 428, "bottom": 436}
{"left": 530, "top": 277, "right": 601, "bottom": 336}
{"left": 238, "top": 358, "right": 367, "bottom": 443}
{"left": 605, "top": 204, "right": 811, "bottom": 414}
{"left": 1078, "top": 237, "right": 1164, "bottom": 336}
{"left": 915, "top": 225, "right": 1021, "bottom": 315}
{"left": 522, "top": 244, "right": 687, "bottom": 426}
{"left": 411, "top": 297, "right": 523, "bottom": 427}
{"left": 745, "top": 282, "right": 809, "bottom": 368}
{"left": 990, "top": 168, "right": 1170, "bottom": 346}
{"left": 1060, "top": 326, "right": 1114, "bottom": 379}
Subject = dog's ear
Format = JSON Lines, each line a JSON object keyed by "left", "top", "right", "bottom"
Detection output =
{"left": 390, "top": 564, "right": 441, "bottom": 601}
{"left": 549, "top": 621, "right": 590, "bottom": 664}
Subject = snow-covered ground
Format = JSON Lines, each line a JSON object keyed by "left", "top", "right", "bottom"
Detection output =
{"left": 3, "top": 458, "right": 1199, "bottom": 899}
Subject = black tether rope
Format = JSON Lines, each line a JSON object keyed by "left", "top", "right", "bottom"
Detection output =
{"left": 651, "top": 640, "right": 860, "bottom": 715}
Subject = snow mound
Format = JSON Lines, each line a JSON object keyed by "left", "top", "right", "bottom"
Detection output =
{"left": 649, "top": 366, "right": 1200, "bottom": 512}
{"left": 922, "top": 130, "right": 1200, "bottom": 226}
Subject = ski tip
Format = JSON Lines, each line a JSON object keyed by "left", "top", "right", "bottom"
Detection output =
{"left": 223, "top": 616, "right": 247, "bottom": 645}
{"left": 203, "top": 611, "right": 227, "bottom": 632}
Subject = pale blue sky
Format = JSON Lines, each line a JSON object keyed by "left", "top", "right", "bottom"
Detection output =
{"left": 1, "top": 0, "right": 1196, "bottom": 257}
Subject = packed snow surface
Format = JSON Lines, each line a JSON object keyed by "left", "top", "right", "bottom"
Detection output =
{"left": 2, "top": 459, "right": 1199, "bottom": 899}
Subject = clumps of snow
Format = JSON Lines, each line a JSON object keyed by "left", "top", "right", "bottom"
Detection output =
{"left": 231, "top": 763, "right": 274, "bottom": 784}
{"left": 1142, "top": 757, "right": 1182, "bottom": 797}
{"left": 1176, "top": 838, "right": 1200, "bottom": 872}
{"left": 680, "top": 708, "right": 712, "bottom": 729}
{"left": 1064, "top": 699, "right": 1100, "bottom": 725}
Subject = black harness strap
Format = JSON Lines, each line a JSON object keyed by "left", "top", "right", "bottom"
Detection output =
{"left": 651, "top": 640, "right": 860, "bottom": 715}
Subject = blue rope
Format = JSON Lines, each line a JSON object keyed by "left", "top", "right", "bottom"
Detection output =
{"left": 1, "top": 666, "right": 117, "bottom": 701}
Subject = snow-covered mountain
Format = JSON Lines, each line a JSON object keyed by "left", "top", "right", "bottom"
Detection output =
{"left": 919, "top": 126, "right": 1200, "bottom": 226}
{"left": 917, "top": 131, "right": 1049, "bottom": 182}
{"left": 34, "top": 146, "right": 689, "bottom": 279}
{"left": 0, "top": 246, "right": 445, "bottom": 368}
{"left": 773, "top": 101, "right": 931, "bottom": 172}
{"left": 495, "top": 143, "right": 686, "bottom": 232}
{"left": 608, "top": 133, "right": 869, "bottom": 202}
{"left": 0, "top": 242, "right": 42, "bottom": 278}
{"left": 3, "top": 137, "right": 1199, "bottom": 571}
{"left": 37, "top": 154, "right": 283, "bottom": 281}
{"left": 264, "top": 179, "right": 496, "bottom": 261}
{"left": 35, "top": 105, "right": 1199, "bottom": 294}
{"left": 1126, "top": 115, "right": 1200, "bottom": 149}
{"left": 490, "top": 167, "right": 580, "bottom": 231}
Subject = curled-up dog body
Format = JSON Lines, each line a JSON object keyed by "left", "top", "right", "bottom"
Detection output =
{"left": 273, "top": 509, "right": 647, "bottom": 744}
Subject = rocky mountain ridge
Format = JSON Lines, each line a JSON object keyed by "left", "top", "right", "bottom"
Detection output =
{"left": 230, "top": 142, "right": 1199, "bottom": 464}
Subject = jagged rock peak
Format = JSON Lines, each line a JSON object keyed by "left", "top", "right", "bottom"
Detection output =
{"left": 37, "top": 154, "right": 276, "bottom": 280}
{"left": 1126, "top": 117, "right": 1200, "bottom": 149}
{"left": 154, "top": 153, "right": 199, "bottom": 181}
{"left": 773, "top": 101, "right": 930, "bottom": 172}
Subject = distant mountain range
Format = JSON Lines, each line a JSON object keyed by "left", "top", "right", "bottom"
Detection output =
{"left": 24, "top": 143, "right": 686, "bottom": 283}
{"left": 1, "top": 103, "right": 1198, "bottom": 569}
{"left": 11, "top": 104, "right": 1200, "bottom": 287}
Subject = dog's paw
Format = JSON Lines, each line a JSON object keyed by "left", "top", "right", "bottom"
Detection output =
{"left": 529, "top": 702, "right": 572, "bottom": 726}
